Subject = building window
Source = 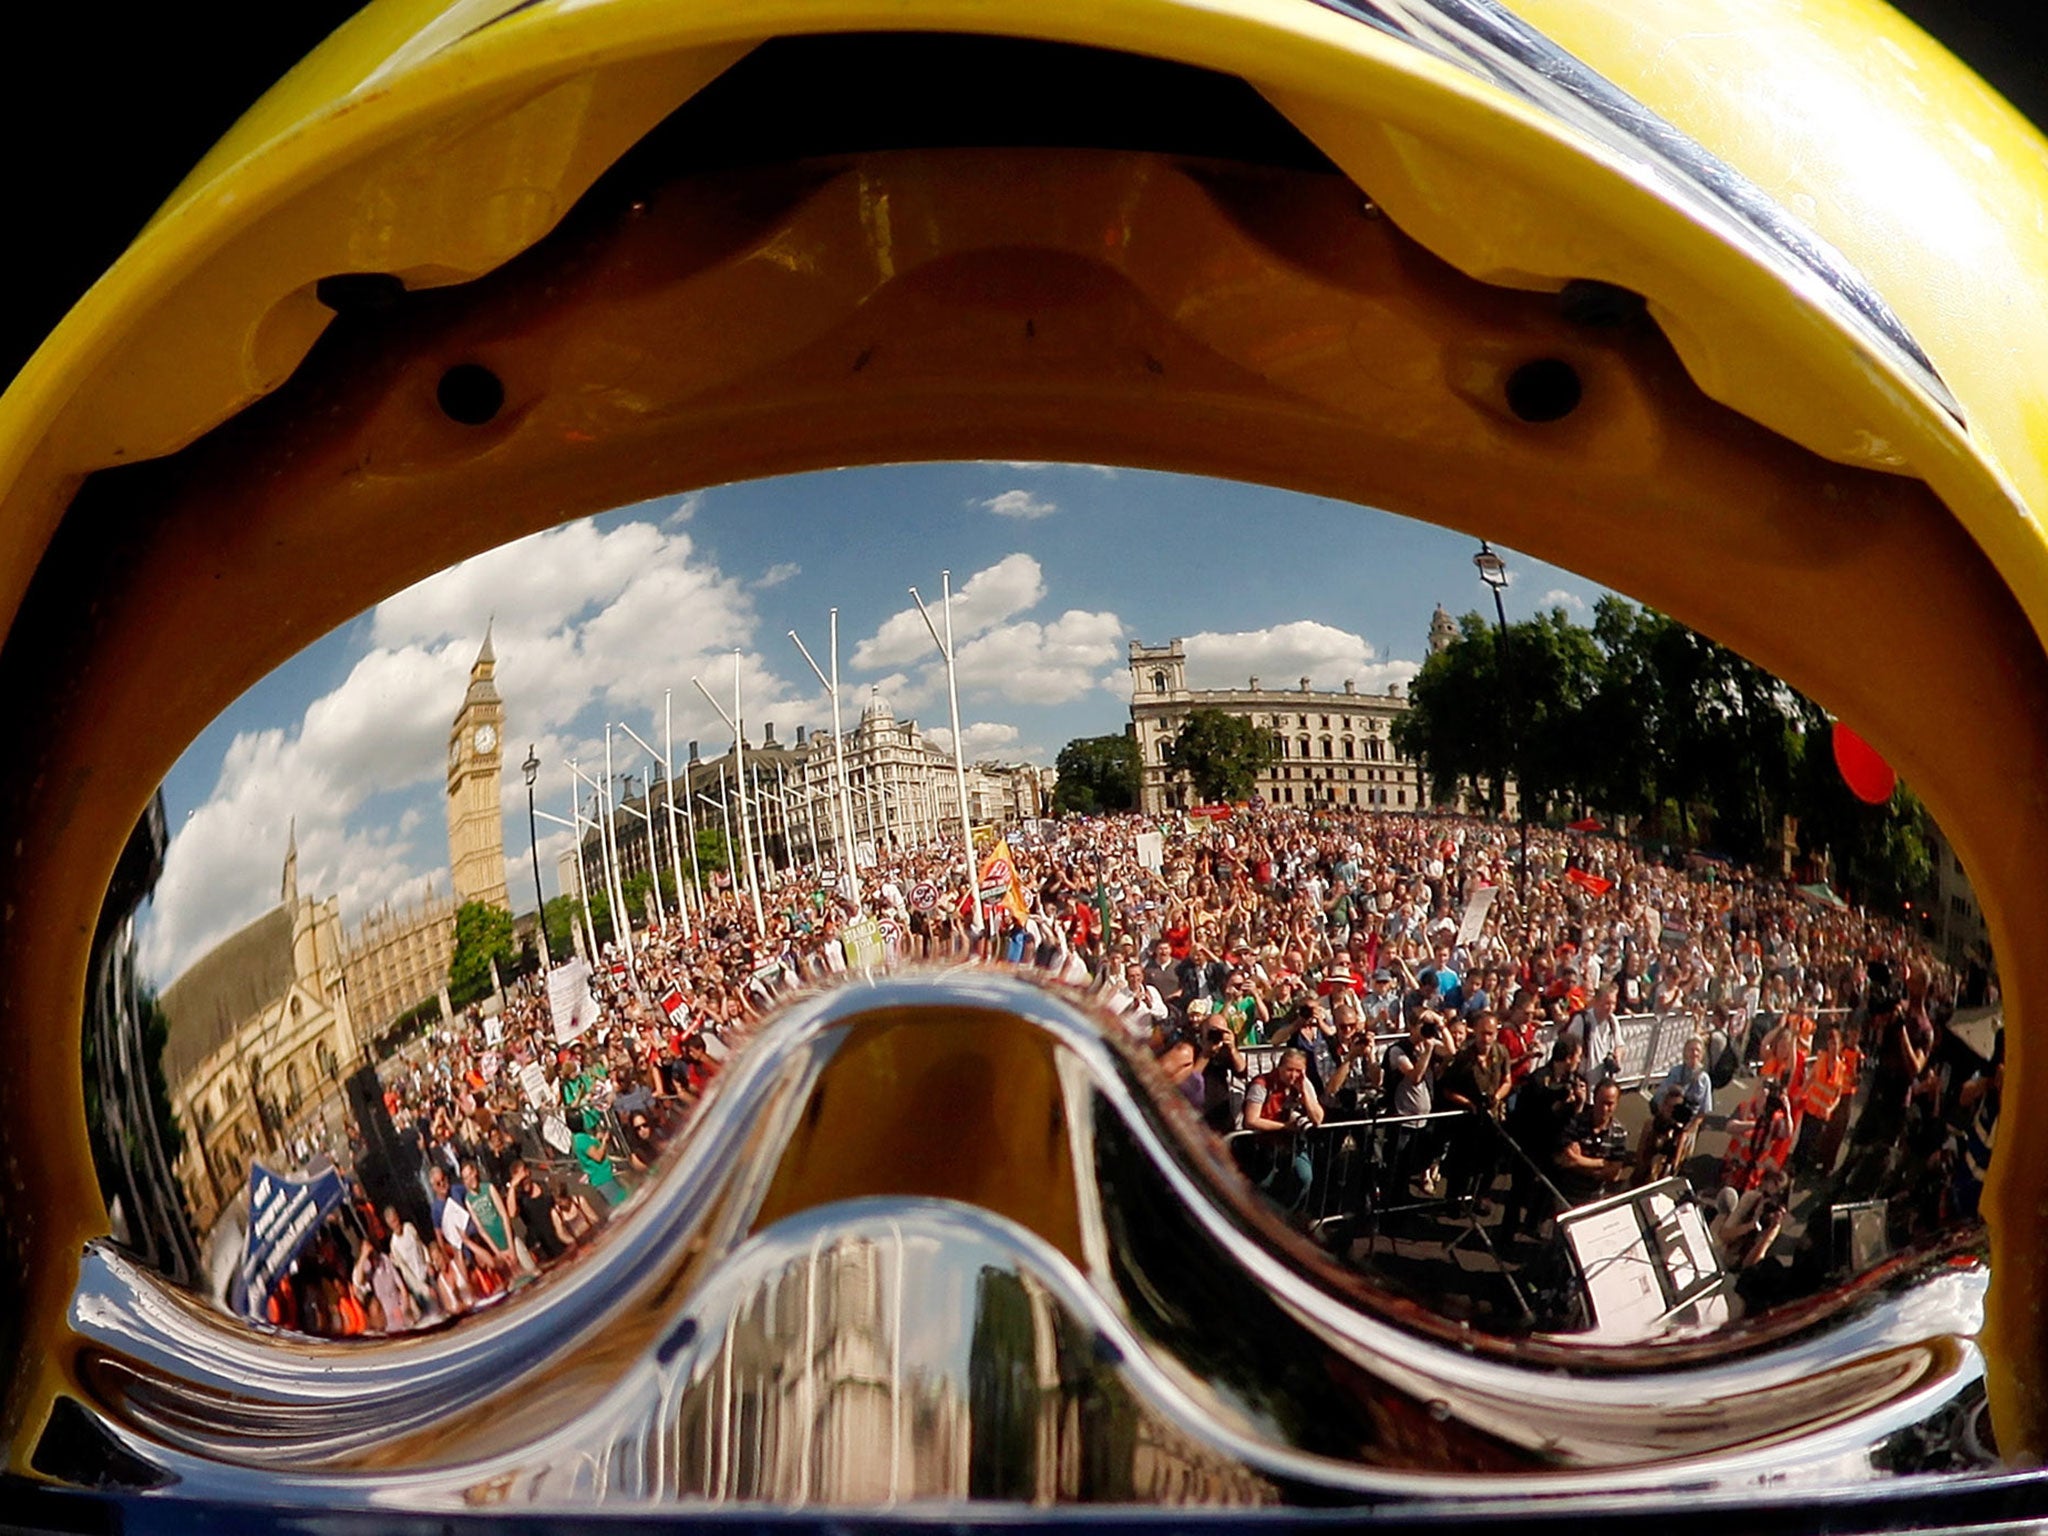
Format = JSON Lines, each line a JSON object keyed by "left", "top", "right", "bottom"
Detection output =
{"left": 1153, "top": 670, "right": 1167, "bottom": 693}
{"left": 1298, "top": 736, "right": 1310, "bottom": 758}
{"left": 1321, "top": 738, "right": 1333, "bottom": 758}
{"left": 1343, "top": 738, "right": 1355, "bottom": 759}
{"left": 1348, "top": 788, "right": 1358, "bottom": 804}
{"left": 1276, "top": 735, "right": 1289, "bottom": 758}
{"left": 1320, "top": 715, "right": 1330, "bottom": 730}
{"left": 1397, "top": 789, "right": 1407, "bottom": 806}
{"left": 1298, "top": 715, "right": 1307, "bottom": 729}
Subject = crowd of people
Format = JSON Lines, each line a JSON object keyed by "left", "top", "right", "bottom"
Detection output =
{"left": 256, "top": 804, "right": 2000, "bottom": 1335}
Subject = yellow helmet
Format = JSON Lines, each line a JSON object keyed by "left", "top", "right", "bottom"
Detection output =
{"left": 4, "top": 0, "right": 2047, "bottom": 1519}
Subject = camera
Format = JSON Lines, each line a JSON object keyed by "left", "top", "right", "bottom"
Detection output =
{"left": 1290, "top": 1112, "right": 1315, "bottom": 1133}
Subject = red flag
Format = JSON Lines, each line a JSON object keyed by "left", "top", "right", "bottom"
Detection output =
{"left": 658, "top": 988, "right": 686, "bottom": 1019}
{"left": 1565, "top": 866, "right": 1614, "bottom": 896}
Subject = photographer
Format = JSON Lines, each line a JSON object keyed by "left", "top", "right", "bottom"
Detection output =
{"left": 1382, "top": 1001, "right": 1445, "bottom": 1196}
{"left": 1240, "top": 1048, "right": 1323, "bottom": 1210}
{"left": 1194, "top": 1001, "right": 1249, "bottom": 1135}
{"left": 1552, "top": 1078, "right": 1632, "bottom": 1206}
{"left": 1568, "top": 982, "right": 1625, "bottom": 1087}
{"left": 1438, "top": 1009, "right": 1511, "bottom": 1211}
{"left": 1500, "top": 1035, "right": 1584, "bottom": 1236}
{"left": 1636, "top": 1035, "right": 1713, "bottom": 1181}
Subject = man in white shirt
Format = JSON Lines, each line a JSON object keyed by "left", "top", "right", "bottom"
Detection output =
{"left": 1570, "top": 982, "right": 1625, "bottom": 1086}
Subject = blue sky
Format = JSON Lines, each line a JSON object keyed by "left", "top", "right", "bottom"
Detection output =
{"left": 140, "top": 463, "right": 1608, "bottom": 985}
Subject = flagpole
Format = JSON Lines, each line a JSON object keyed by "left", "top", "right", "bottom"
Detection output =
{"left": 910, "top": 571, "right": 984, "bottom": 937}
{"left": 619, "top": 771, "right": 666, "bottom": 927}
{"left": 535, "top": 800, "right": 601, "bottom": 964}
{"left": 739, "top": 652, "right": 770, "bottom": 935}
{"left": 664, "top": 695, "right": 695, "bottom": 937}
{"left": 789, "top": 617, "right": 864, "bottom": 916}
{"left": 602, "top": 731, "right": 631, "bottom": 959}
{"left": 621, "top": 713, "right": 693, "bottom": 942}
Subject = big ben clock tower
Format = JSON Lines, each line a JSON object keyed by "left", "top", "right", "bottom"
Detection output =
{"left": 447, "top": 628, "right": 511, "bottom": 912}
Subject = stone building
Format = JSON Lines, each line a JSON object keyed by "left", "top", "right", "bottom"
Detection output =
{"left": 339, "top": 884, "right": 458, "bottom": 1035}
{"left": 570, "top": 695, "right": 1050, "bottom": 905}
{"left": 1126, "top": 639, "right": 1426, "bottom": 815}
{"left": 158, "top": 834, "right": 358, "bottom": 1233}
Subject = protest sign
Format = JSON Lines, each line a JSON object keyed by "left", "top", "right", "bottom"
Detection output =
{"left": 549, "top": 959, "right": 602, "bottom": 1044}
{"left": 1456, "top": 885, "right": 1498, "bottom": 946}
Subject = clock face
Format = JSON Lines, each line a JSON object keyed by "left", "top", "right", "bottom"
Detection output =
{"left": 475, "top": 723, "right": 498, "bottom": 755}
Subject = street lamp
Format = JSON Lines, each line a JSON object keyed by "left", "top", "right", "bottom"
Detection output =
{"left": 523, "top": 745, "right": 550, "bottom": 970}
{"left": 1473, "top": 541, "right": 1528, "bottom": 904}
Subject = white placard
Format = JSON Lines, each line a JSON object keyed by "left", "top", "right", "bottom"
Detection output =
{"left": 1134, "top": 831, "right": 1164, "bottom": 872}
{"left": 518, "top": 1061, "right": 550, "bottom": 1109}
{"left": 548, "top": 958, "right": 602, "bottom": 1044}
{"left": 1455, "top": 885, "right": 1497, "bottom": 947}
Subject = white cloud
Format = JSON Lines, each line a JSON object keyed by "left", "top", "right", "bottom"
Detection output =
{"left": 925, "top": 722, "right": 1023, "bottom": 759}
{"left": 1540, "top": 587, "right": 1588, "bottom": 613}
{"left": 1181, "top": 621, "right": 1419, "bottom": 695}
{"left": 142, "top": 518, "right": 811, "bottom": 984}
{"left": 852, "top": 552, "right": 1046, "bottom": 670}
{"left": 950, "top": 609, "right": 1124, "bottom": 705}
{"left": 756, "top": 561, "right": 801, "bottom": 589}
{"left": 979, "top": 489, "right": 1057, "bottom": 521}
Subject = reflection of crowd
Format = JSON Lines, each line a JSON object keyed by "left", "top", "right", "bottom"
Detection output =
{"left": 262, "top": 805, "right": 2000, "bottom": 1334}
{"left": 1039, "top": 809, "right": 1997, "bottom": 1314}
{"left": 264, "top": 926, "right": 768, "bottom": 1334}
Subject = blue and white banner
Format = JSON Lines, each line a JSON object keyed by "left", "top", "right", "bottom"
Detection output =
{"left": 235, "top": 1161, "right": 348, "bottom": 1320}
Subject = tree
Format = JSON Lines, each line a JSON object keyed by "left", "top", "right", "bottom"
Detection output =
{"left": 1163, "top": 709, "right": 1275, "bottom": 803}
{"left": 1395, "top": 611, "right": 1507, "bottom": 813}
{"left": 542, "top": 894, "right": 584, "bottom": 958}
{"left": 1394, "top": 608, "right": 1606, "bottom": 819}
{"left": 1053, "top": 733, "right": 1141, "bottom": 814}
{"left": 447, "top": 900, "right": 516, "bottom": 1006}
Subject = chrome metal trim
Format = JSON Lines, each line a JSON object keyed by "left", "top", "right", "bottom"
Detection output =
{"left": 64, "top": 971, "right": 1992, "bottom": 1506}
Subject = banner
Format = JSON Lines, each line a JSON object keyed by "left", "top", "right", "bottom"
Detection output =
{"left": 977, "top": 838, "right": 1030, "bottom": 921}
{"left": 236, "top": 1161, "right": 348, "bottom": 1319}
{"left": 483, "top": 1015, "right": 504, "bottom": 1047}
{"left": 548, "top": 958, "right": 603, "bottom": 1044}
{"left": 1455, "top": 885, "right": 1497, "bottom": 946}
{"left": 1134, "top": 831, "right": 1164, "bottom": 872}
{"left": 658, "top": 987, "right": 688, "bottom": 1021}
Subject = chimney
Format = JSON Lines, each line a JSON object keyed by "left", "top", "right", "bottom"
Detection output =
{"left": 1344, "top": 679, "right": 1356, "bottom": 695}
{"left": 688, "top": 739, "right": 700, "bottom": 762}
{"left": 1388, "top": 683, "right": 1403, "bottom": 698}
{"left": 796, "top": 724, "right": 808, "bottom": 747}
{"left": 1249, "top": 676, "right": 1260, "bottom": 691}
{"left": 1299, "top": 677, "right": 1312, "bottom": 693}
{"left": 764, "top": 721, "right": 778, "bottom": 746}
